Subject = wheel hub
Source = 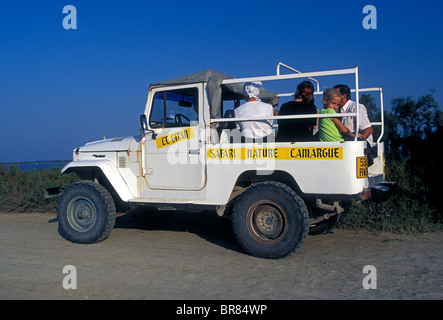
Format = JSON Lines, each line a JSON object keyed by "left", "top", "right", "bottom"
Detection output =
{"left": 77, "top": 204, "right": 91, "bottom": 219}
{"left": 259, "top": 211, "right": 278, "bottom": 233}
{"left": 247, "top": 201, "right": 287, "bottom": 244}
{"left": 67, "top": 196, "right": 97, "bottom": 232}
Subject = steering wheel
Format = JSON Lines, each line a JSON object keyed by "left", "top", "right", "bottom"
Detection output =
{"left": 174, "top": 113, "right": 191, "bottom": 125}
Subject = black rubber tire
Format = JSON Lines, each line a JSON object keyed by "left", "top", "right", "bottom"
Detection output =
{"left": 57, "top": 181, "right": 116, "bottom": 244}
{"left": 231, "top": 181, "right": 309, "bottom": 259}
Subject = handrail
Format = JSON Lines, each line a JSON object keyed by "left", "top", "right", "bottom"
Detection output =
{"left": 378, "top": 87, "right": 385, "bottom": 144}
{"left": 276, "top": 62, "right": 320, "bottom": 93}
{"left": 354, "top": 66, "right": 360, "bottom": 141}
{"left": 217, "top": 65, "right": 385, "bottom": 144}
{"left": 218, "top": 67, "right": 358, "bottom": 125}
{"left": 210, "top": 112, "right": 357, "bottom": 123}
{"left": 278, "top": 87, "right": 382, "bottom": 97}
{"left": 221, "top": 67, "right": 357, "bottom": 85}
{"left": 351, "top": 86, "right": 384, "bottom": 144}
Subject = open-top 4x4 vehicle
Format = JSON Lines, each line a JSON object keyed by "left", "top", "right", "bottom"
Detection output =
{"left": 47, "top": 63, "right": 394, "bottom": 259}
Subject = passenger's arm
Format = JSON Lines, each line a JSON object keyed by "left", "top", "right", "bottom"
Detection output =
{"left": 359, "top": 126, "right": 373, "bottom": 140}
{"left": 332, "top": 118, "right": 354, "bottom": 138}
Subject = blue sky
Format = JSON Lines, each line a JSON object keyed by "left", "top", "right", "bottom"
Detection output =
{"left": 1, "top": 0, "right": 442, "bottom": 162}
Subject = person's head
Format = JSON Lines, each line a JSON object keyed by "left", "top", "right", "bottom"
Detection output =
{"left": 295, "top": 81, "right": 314, "bottom": 103}
{"left": 333, "top": 84, "right": 350, "bottom": 107}
{"left": 323, "top": 88, "right": 342, "bottom": 112}
{"left": 243, "top": 81, "right": 262, "bottom": 101}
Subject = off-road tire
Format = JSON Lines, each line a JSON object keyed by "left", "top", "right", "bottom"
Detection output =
{"left": 57, "top": 181, "right": 116, "bottom": 244}
{"left": 231, "top": 181, "right": 309, "bottom": 259}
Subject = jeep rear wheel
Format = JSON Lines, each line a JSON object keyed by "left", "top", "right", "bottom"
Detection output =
{"left": 57, "top": 181, "right": 116, "bottom": 244}
{"left": 232, "top": 181, "right": 309, "bottom": 259}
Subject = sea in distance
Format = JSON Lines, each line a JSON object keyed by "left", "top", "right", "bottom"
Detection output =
{"left": 2, "top": 160, "right": 71, "bottom": 171}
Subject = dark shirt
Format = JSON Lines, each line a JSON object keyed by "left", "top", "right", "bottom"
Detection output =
{"left": 277, "top": 100, "right": 318, "bottom": 142}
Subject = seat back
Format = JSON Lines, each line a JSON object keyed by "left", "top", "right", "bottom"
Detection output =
{"left": 219, "top": 109, "right": 236, "bottom": 130}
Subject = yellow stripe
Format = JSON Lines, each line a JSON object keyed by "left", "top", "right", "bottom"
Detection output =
{"left": 156, "top": 128, "right": 194, "bottom": 149}
{"left": 207, "top": 147, "right": 343, "bottom": 160}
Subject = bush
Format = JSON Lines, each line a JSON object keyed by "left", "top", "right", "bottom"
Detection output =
{"left": 338, "top": 159, "right": 442, "bottom": 234}
{"left": 339, "top": 197, "right": 441, "bottom": 234}
{"left": 0, "top": 164, "right": 80, "bottom": 213}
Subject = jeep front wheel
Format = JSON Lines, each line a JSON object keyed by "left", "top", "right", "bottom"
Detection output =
{"left": 57, "top": 181, "right": 116, "bottom": 244}
{"left": 232, "top": 182, "right": 309, "bottom": 259}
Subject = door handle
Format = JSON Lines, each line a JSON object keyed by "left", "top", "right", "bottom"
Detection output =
{"left": 188, "top": 149, "right": 200, "bottom": 155}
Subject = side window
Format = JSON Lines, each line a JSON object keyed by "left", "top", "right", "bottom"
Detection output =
{"left": 149, "top": 87, "right": 199, "bottom": 128}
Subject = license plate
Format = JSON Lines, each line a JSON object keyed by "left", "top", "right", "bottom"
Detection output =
{"left": 357, "top": 156, "right": 368, "bottom": 179}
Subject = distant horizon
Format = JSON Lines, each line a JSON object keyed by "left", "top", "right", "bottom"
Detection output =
{"left": 1, "top": 160, "right": 71, "bottom": 172}
{"left": 1, "top": 160, "right": 71, "bottom": 164}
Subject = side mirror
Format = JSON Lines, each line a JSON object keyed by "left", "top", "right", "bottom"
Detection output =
{"left": 140, "top": 114, "right": 156, "bottom": 139}
{"left": 140, "top": 114, "right": 148, "bottom": 131}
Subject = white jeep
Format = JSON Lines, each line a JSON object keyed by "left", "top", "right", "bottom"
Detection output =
{"left": 48, "top": 63, "right": 394, "bottom": 259}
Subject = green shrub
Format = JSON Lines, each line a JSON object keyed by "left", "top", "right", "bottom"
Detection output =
{"left": 0, "top": 164, "right": 80, "bottom": 213}
{"left": 338, "top": 158, "right": 442, "bottom": 234}
{"left": 339, "top": 197, "right": 441, "bottom": 234}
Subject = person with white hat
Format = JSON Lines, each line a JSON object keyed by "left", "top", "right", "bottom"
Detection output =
{"left": 234, "top": 81, "right": 274, "bottom": 140}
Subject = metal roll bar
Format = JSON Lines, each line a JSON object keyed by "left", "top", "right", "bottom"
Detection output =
{"left": 215, "top": 63, "right": 385, "bottom": 144}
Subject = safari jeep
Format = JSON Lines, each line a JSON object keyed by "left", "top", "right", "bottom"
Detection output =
{"left": 48, "top": 63, "right": 394, "bottom": 259}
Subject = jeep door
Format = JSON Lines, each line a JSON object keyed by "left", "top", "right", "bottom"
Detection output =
{"left": 142, "top": 84, "right": 206, "bottom": 190}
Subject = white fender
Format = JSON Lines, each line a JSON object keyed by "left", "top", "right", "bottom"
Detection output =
{"left": 62, "top": 160, "right": 134, "bottom": 202}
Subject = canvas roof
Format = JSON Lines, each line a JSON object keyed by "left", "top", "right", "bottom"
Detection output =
{"left": 150, "top": 69, "right": 279, "bottom": 118}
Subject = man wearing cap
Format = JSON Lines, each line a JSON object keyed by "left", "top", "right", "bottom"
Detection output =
{"left": 277, "top": 81, "right": 318, "bottom": 142}
{"left": 234, "top": 81, "right": 274, "bottom": 140}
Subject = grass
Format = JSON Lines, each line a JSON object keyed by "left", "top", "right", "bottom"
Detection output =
{"left": 338, "top": 158, "right": 443, "bottom": 234}
{"left": 0, "top": 164, "right": 80, "bottom": 213}
{"left": 338, "top": 197, "right": 442, "bottom": 234}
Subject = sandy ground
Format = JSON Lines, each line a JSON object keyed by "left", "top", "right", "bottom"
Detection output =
{"left": 0, "top": 211, "right": 442, "bottom": 300}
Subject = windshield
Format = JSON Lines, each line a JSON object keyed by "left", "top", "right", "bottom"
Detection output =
{"left": 149, "top": 88, "right": 199, "bottom": 128}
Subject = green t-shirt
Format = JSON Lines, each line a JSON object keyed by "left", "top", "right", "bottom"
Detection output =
{"left": 319, "top": 108, "right": 344, "bottom": 142}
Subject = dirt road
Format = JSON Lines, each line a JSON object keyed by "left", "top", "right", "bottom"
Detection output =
{"left": 0, "top": 211, "right": 442, "bottom": 300}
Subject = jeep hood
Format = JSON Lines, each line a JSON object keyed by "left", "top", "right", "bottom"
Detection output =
{"left": 77, "top": 136, "right": 136, "bottom": 153}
